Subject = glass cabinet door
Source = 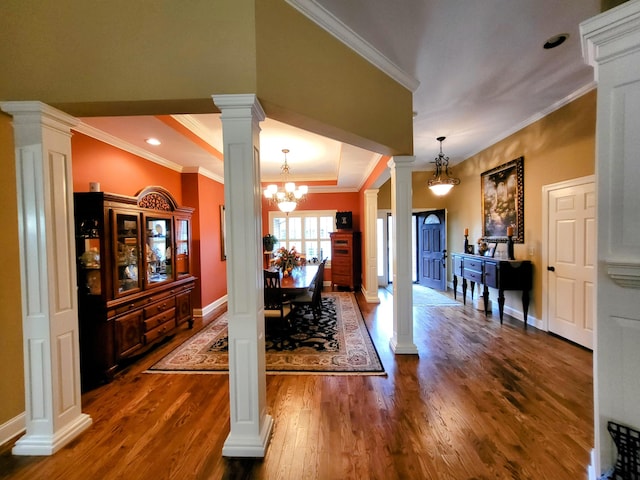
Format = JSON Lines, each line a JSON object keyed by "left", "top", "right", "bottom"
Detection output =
{"left": 175, "top": 218, "right": 190, "bottom": 277}
{"left": 113, "top": 211, "right": 142, "bottom": 297}
{"left": 77, "top": 217, "right": 102, "bottom": 296}
{"left": 145, "top": 215, "right": 173, "bottom": 286}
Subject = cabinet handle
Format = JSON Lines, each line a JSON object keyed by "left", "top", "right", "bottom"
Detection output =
{"left": 547, "top": 266, "right": 555, "bottom": 272}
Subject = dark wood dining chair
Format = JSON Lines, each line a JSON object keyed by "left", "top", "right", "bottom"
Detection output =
{"left": 263, "top": 269, "right": 294, "bottom": 323}
{"left": 290, "top": 260, "right": 325, "bottom": 319}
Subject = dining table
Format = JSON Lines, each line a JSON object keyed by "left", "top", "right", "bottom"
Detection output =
{"left": 272, "top": 264, "right": 319, "bottom": 295}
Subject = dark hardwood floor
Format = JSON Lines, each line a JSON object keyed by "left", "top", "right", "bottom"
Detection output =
{"left": 0, "top": 288, "right": 593, "bottom": 480}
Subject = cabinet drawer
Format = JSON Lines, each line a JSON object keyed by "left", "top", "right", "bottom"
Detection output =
{"left": 144, "top": 307, "right": 176, "bottom": 331}
{"left": 113, "top": 297, "right": 148, "bottom": 316}
{"left": 332, "top": 273, "right": 352, "bottom": 285}
{"left": 332, "top": 237, "right": 352, "bottom": 248}
{"left": 332, "top": 248, "right": 352, "bottom": 257}
{"left": 144, "top": 320, "right": 175, "bottom": 344}
{"left": 464, "top": 269, "right": 483, "bottom": 284}
{"left": 143, "top": 296, "right": 175, "bottom": 318}
{"left": 144, "top": 289, "right": 174, "bottom": 305}
{"left": 465, "top": 258, "right": 483, "bottom": 271}
{"left": 331, "top": 263, "right": 352, "bottom": 276}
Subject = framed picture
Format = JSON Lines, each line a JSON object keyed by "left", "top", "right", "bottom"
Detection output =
{"left": 220, "top": 205, "right": 227, "bottom": 261}
{"left": 481, "top": 156, "right": 524, "bottom": 243}
{"left": 336, "top": 211, "right": 353, "bottom": 230}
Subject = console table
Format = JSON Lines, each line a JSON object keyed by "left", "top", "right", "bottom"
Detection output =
{"left": 451, "top": 253, "right": 532, "bottom": 329}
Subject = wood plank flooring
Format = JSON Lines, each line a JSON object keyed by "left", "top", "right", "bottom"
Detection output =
{"left": 0, "top": 288, "right": 593, "bottom": 480}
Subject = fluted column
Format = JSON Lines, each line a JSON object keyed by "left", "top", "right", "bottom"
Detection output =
{"left": 212, "top": 94, "right": 273, "bottom": 457}
{"left": 0, "top": 101, "right": 92, "bottom": 455}
{"left": 388, "top": 156, "right": 418, "bottom": 354}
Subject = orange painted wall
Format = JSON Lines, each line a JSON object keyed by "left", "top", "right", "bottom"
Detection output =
{"left": 261, "top": 191, "right": 361, "bottom": 234}
{"left": 182, "top": 173, "right": 227, "bottom": 309}
{"left": 71, "top": 132, "right": 183, "bottom": 201}
{"left": 71, "top": 133, "right": 226, "bottom": 312}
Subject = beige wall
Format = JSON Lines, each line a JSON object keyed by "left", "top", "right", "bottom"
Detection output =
{"left": 0, "top": 112, "right": 25, "bottom": 423}
{"left": 0, "top": 0, "right": 413, "bottom": 156}
{"left": 444, "top": 90, "right": 596, "bottom": 318}
{"left": 377, "top": 90, "right": 596, "bottom": 319}
{"left": 256, "top": 0, "right": 413, "bottom": 156}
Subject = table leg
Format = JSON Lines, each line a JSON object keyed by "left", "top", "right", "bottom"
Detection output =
{"left": 483, "top": 284, "right": 490, "bottom": 317}
{"left": 453, "top": 275, "right": 458, "bottom": 300}
{"left": 470, "top": 281, "right": 475, "bottom": 302}
{"left": 462, "top": 278, "right": 467, "bottom": 305}
{"left": 522, "top": 290, "right": 530, "bottom": 330}
{"left": 498, "top": 289, "right": 505, "bottom": 324}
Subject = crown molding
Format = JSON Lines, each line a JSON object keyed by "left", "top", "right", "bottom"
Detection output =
{"left": 75, "top": 122, "right": 223, "bottom": 182}
{"left": 286, "top": 0, "right": 419, "bottom": 92}
{"left": 462, "top": 82, "right": 597, "bottom": 160}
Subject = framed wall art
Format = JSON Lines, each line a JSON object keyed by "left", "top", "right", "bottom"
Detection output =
{"left": 480, "top": 156, "right": 524, "bottom": 243}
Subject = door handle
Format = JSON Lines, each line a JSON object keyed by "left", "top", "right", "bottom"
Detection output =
{"left": 547, "top": 266, "right": 555, "bottom": 272}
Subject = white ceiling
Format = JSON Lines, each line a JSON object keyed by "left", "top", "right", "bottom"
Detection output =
{"left": 78, "top": 0, "right": 601, "bottom": 190}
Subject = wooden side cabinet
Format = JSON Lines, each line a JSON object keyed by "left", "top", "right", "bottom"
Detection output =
{"left": 451, "top": 253, "right": 532, "bottom": 328}
{"left": 330, "top": 231, "right": 361, "bottom": 291}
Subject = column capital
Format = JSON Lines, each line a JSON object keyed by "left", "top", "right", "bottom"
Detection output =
{"left": 1, "top": 101, "right": 78, "bottom": 136}
{"left": 387, "top": 155, "right": 415, "bottom": 169}
{"left": 212, "top": 94, "right": 266, "bottom": 122}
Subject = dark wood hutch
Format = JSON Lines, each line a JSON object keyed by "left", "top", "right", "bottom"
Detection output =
{"left": 74, "top": 186, "right": 195, "bottom": 390}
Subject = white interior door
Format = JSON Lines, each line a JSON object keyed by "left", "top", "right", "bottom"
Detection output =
{"left": 545, "top": 176, "right": 595, "bottom": 349}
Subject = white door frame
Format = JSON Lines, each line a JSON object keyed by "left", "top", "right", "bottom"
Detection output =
{"left": 541, "top": 174, "right": 595, "bottom": 333}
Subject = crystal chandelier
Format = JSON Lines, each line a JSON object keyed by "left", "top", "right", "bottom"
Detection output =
{"left": 263, "top": 149, "right": 308, "bottom": 213}
{"left": 428, "top": 136, "right": 460, "bottom": 196}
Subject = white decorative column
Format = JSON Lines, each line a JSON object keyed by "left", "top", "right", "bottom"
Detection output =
{"left": 388, "top": 156, "right": 418, "bottom": 354}
{"left": 0, "top": 101, "right": 92, "bottom": 455}
{"left": 212, "top": 94, "right": 273, "bottom": 457}
{"left": 581, "top": 2, "right": 640, "bottom": 477}
{"left": 363, "top": 189, "right": 381, "bottom": 303}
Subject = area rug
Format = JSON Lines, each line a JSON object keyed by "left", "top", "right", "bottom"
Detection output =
{"left": 385, "top": 284, "right": 460, "bottom": 306}
{"left": 147, "top": 292, "right": 385, "bottom": 375}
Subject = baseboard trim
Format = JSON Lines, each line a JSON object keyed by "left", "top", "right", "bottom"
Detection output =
{"left": 0, "top": 412, "right": 25, "bottom": 450}
{"left": 193, "top": 294, "right": 228, "bottom": 318}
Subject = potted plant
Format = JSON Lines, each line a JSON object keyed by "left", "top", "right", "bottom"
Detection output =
{"left": 262, "top": 234, "right": 278, "bottom": 253}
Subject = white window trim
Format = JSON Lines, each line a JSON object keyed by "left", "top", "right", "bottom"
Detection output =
{"left": 268, "top": 209, "right": 337, "bottom": 266}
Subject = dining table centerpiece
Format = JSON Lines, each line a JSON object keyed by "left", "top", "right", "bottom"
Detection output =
{"left": 273, "top": 246, "right": 302, "bottom": 276}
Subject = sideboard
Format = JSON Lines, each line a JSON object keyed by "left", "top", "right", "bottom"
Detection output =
{"left": 451, "top": 253, "right": 532, "bottom": 329}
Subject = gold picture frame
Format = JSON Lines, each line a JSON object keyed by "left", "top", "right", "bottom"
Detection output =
{"left": 481, "top": 156, "right": 524, "bottom": 243}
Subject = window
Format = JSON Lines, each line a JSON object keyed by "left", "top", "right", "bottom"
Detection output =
{"left": 268, "top": 210, "right": 335, "bottom": 263}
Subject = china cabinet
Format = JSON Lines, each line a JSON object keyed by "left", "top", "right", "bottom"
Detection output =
{"left": 74, "top": 186, "right": 195, "bottom": 390}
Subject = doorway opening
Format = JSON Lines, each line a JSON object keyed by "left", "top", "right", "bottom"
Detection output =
{"left": 377, "top": 209, "right": 447, "bottom": 291}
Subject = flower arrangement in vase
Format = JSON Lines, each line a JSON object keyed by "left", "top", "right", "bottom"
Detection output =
{"left": 273, "top": 246, "right": 302, "bottom": 276}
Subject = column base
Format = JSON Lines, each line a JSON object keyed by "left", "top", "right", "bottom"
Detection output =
{"left": 222, "top": 414, "right": 274, "bottom": 458}
{"left": 12, "top": 413, "right": 92, "bottom": 456}
{"left": 389, "top": 337, "right": 418, "bottom": 354}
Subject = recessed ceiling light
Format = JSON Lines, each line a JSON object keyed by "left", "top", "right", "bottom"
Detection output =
{"left": 543, "top": 33, "right": 569, "bottom": 49}
{"left": 145, "top": 138, "right": 161, "bottom": 146}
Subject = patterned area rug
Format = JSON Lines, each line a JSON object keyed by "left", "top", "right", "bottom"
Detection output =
{"left": 147, "top": 292, "right": 385, "bottom": 375}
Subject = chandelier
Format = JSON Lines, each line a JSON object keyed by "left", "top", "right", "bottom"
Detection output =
{"left": 427, "top": 136, "right": 460, "bottom": 196}
{"left": 263, "top": 149, "right": 308, "bottom": 213}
